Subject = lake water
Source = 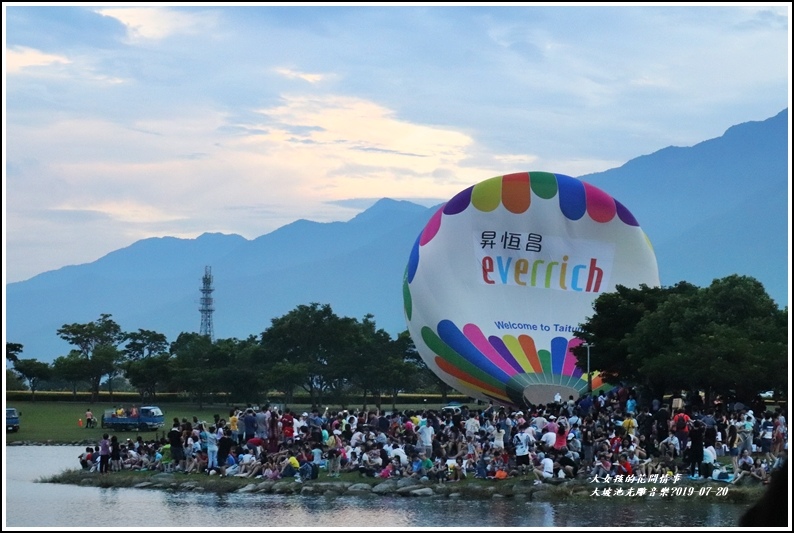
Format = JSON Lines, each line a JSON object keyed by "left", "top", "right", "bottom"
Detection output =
{"left": 3, "top": 446, "right": 754, "bottom": 529}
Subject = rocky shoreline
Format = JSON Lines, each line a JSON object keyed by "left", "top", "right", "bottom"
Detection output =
{"left": 16, "top": 441, "right": 765, "bottom": 503}
{"left": 48, "top": 469, "right": 765, "bottom": 503}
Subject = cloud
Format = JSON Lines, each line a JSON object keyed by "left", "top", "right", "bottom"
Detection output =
{"left": 6, "top": 46, "right": 71, "bottom": 73}
{"left": 95, "top": 7, "right": 217, "bottom": 41}
{"left": 274, "top": 68, "right": 327, "bottom": 84}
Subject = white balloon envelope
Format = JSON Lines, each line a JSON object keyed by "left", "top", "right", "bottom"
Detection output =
{"left": 403, "top": 172, "right": 659, "bottom": 407}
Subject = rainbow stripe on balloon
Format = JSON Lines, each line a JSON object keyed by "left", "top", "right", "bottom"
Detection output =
{"left": 418, "top": 320, "right": 610, "bottom": 407}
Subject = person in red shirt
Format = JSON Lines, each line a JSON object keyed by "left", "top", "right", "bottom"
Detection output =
{"left": 616, "top": 453, "right": 633, "bottom": 476}
{"left": 245, "top": 436, "right": 266, "bottom": 453}
{"left": 671, "top": 409, "right": 692, "bottom": 449}
{"left": 281, "top": 411, "right": 295, "bottom": 443}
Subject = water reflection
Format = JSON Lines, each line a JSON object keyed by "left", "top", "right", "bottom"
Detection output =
{"left": 4, "top": 446, "right": 752, "bottom": 528}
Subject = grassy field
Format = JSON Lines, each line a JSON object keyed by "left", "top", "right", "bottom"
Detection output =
{"left": 6, "top": 401, "right": 292, "bottom": 444}
{"left": 4, "top": 400, "right": 438, "bottom": 444}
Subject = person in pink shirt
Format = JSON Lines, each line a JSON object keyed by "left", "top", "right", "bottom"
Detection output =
{"left": 553, "top": 425, "right": 569, "bottom": 451}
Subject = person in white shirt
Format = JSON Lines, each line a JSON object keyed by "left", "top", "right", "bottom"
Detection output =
{"left": 540, "top": 428, "right": 557, "bottom": 452}
{"left": 660, "top": 433, "right": 681, "bottom": 457}
{"left": 464, "top": 413, "right": 481, "bottom": 439}
{"left": 492, "top": 427, "right": 506, "bottom": 451}
{"left": 390, "top": 444, "right": 409, "bottom": 466}
{"left": 417, "top": 423, "right": 435, "bottom": 456}
{"left": 513, "top": 426, "right": 532, "bottom": 473}
{"left": 533, "top": 452, "right": 555, "bottom": 484}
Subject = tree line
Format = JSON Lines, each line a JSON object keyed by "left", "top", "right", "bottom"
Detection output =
{"left": 7, "top": 304, "right": 446, "bottom": 408}
{"left": 7, "top": 274, "right": 788, "bottom": 408}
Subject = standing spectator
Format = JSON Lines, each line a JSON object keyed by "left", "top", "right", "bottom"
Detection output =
{"left": 727, "top": 424, "right": 741, "bottom": 474}
{"left": 99, "top": 433, "right": 110, "bottom": 474}
{"left": 168, "top": 421, "right": 186, "bottom": 471}
{"left": 688, "top": 421, "right": 705, "bottom": 478}
{"left": 760, "top": 413, "right": 775, "bottom": 461}
{"left": 255, "top": 407, "right": 269, "bottom": 440}
{"left": 580, "top": 418, "right": 595, "bottom": 470}
{"left": 228, "top": 409, "right": 240, "bottom": 445}
{"left": 281, "top": 410, "right": 296, "bottom": 444}
{"left": 625, "top": 395, "right": 637, "bottom": 416}
{"left": 110, "top": 435, "right": 122, "bottom": 472}
{"left": 242, "top": 409, "right": 257, "bottom": 443}
{"left": 206, "top": 425, "right": 219, "bottom": 472}
{"left": 417, "top": 420, "right": 436, "bottom": 457}
{"left": 464, "top": 412, "right": 480, "bottom": 440}
{"left": 654, "top": 404, "right": 671, "bottom": 442}
{"left": 738, "top": 414, "right": 756, "bottom": 455}
{"left": 512, "top": 425, "right": 532, "bottom": 474}
{"left": 772, "top": 416, "right": 787, "bottom": 458}
{"left": 671, "top": 409, "right": 692, "bottom": 450}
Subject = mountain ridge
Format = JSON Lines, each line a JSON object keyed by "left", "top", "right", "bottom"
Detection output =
{"left": 6, "top": 109, "right": 788, "bottom": 363}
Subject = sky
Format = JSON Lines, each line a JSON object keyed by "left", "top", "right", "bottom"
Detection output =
{"left": 3, "top": 4, "right": 791, "bottom": 284}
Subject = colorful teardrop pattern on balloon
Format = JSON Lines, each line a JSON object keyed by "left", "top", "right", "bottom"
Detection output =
{"left": 420, "top": 320, "right": 610, "bottom": 407}
{"left": 405, "top": 172, "right": 641, "bottom": 285}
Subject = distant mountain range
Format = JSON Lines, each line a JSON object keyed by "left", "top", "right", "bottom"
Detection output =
{"left": 6, "top": 109, "right": 789, "bottom": 363}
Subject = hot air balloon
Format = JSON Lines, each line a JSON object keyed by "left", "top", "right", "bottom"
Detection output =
{"left": 403, "top": 172, "right": 659, "bottom": 407}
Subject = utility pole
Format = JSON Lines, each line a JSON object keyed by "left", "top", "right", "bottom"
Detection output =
{"left": 583, "top": 342, "right": 593, "bottom": 395}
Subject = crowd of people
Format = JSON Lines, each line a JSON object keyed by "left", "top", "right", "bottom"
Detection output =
{"left": 78, "top": 387, "right": 787, "bottom": 487}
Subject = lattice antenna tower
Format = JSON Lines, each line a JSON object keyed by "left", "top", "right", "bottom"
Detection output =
{"left": 199, "top": 265, "right": 215, "bottom": 342}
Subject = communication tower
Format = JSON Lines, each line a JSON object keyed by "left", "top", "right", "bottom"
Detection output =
{"left": 199, "top": 265, "right": 215, "bottom": 342}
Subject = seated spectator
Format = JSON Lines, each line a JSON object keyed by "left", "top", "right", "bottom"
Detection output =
{"left": 408, "top": 452, "right": 430, "bottom": 479}
{"left": 532, "top": 452, "right": 555, "bottom": 484}
{"left": 447, "top": 456, "right": 466, "bottom": 482}
{"left": 591, "top": 453, "right": 613, "bottom": 477}
{"left": 428, "top": 458, "right": 449, "bottom": 482}
{"left": 701, "top": 443, "right": 718, "bottom": 478}
{"left": 78, "top": 447, "right": 94, "bottom": 470}
{"left": 279, "top": 450, "right": 301, "bottom": 480}
{"left": 378, "top": 461, "right": 396, "bottom": 479}
{"left": 615, "top": 453, "right": 633, "bottom": 476}
{"left": 659, "top": 452, "right": 678, "bottom": 476}
{"left": 737, "top": 449, "right": 754, "bottom": 472}
{"left": 626, "top": 449, "right": 641, "bottom": 472}
{"left": 732, "top": 458, "right": 768, "bottom": 484}
{"left": 556, "top": 449, "right": 578, "bottom": 478}
{"left": 659, "top": 434, "right": 680, "bottom": 458}
{"left": 358, "top": 444, "right": 381, "bottom": 477}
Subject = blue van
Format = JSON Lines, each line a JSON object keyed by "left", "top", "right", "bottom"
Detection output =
{"left": 6, "top": 407, "right": 21, "bottom": 432}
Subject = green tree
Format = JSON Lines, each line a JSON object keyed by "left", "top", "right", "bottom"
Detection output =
{"left": 6, "top": 342, "right": 24, "bottom": 364}
{"left": 625, "top": 275, "right": 787, "bottom": 405}
{"left": 260, "top": 303, "right": 352, "bottom": 407}
{"left": 6, "top": 368, "right": 28, "bottom": 390}
{"left": 345, "top": 316, "right": 418, "bottom": 411}
{"left": 123, "top": 329, "right": 168, "bottom": 360}
{"left": 52, "top": 351, "right": 92, "bottom": 400}
{"left": 125, "top": 353, "right": 173, "bottom": 400}
{"left": 169, "top": 332, "right": 217, "bottom": 408}
{"left": 57, "top": 314, "right": 125, "bottom": 402}
{"left": 13, "top": 358, "right": 52, "bottom": 401}
{"left": 572, "top": 282, "right": 698, "bottom": 386}
{"left": 575, "top": 275, "right": 787, "bottom": 405}
{"left": 216, "top": 336, "right": 264, "bottom": 405}
{"left": 122, "top": 328, "right": 171, "bottom": 400}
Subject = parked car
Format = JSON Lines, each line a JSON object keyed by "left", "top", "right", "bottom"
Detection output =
{"left": 440, "top": 403, "right": 468, "bottom": 416}
{"left": 6, "top": 407, "right": 21, "bottom": 432}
